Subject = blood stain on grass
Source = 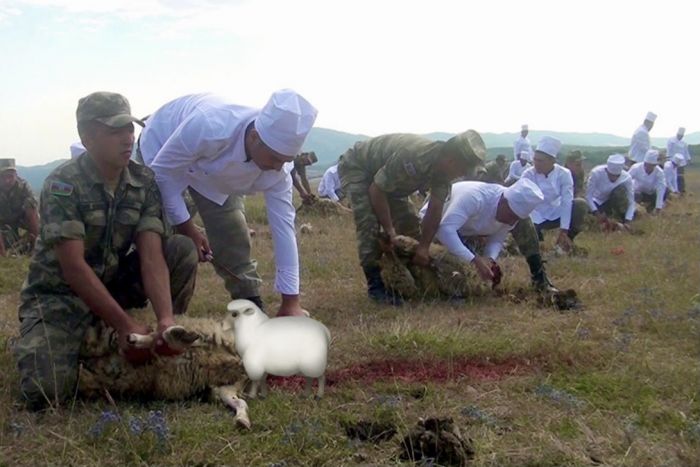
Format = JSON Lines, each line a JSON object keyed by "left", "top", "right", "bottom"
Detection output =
{"left": 267, "top": 357, "right": 531, "bottom": 391}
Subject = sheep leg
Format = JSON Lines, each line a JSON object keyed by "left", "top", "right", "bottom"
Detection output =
{"left": 260, "top": 374, "right": 268, "bottom": 398}
{"left": 304, "top": 377, "right": 313, "bottom": 398}
{"left": 248, "top": 380, "right": 259, "bottom": 399}
{"left": 214, "top": 385, "right": 251, "bottom": 429}
{"left": 316, "top": 374, "right": 325, "bottom": 399}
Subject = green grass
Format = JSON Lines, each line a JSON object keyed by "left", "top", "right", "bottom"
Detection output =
{"left": 1, "top": 174, "right": 699, "bottom": 466}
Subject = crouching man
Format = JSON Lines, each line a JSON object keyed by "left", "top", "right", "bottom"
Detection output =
{"left": 12, "top": 92, "right": 199, "bottom": 410}
{"left": 419, "top": 179, "right": 560, "bottom": 293}
{"left": 586, "top": 154, "right": 636, "bottom": 230}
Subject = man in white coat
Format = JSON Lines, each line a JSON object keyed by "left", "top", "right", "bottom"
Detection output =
{"left": 420, "top": 179, "right": 562, "bottom": 293}
{"left": 505, "top": 150, "right": 531, "bottom": 186}
{"left": 586, "top": 154, "right": 636, "bottom": 229}
{"left": 317, "top": 164, "right": 343, "bottom": 202}
{"left": 513, "top": 124, "right": 532, "bottom": 162}
{"left": 139, "top": 89, "right": 317, "bottom": 317}
{"left": 663, "top": 153, "right": 684, "bottom": 196}
{"left": 521, "top": 136, "right": 588, "bottom": 253}
{"left": 666, "top": 127, "right": 691, "bottom": 193}
{"left": 628, "top": 111, "right": 656, "bottom": 165}
{"left": 628, "top": 149, "right": 666, "bottom": 214}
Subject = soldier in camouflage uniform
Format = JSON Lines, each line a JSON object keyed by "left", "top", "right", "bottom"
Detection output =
{"left": 338, "top": 131, "right": 487, "bottom": 305}
{"left": 480, "top": 154, "right": 508, "bottom": 185}
{"left": 564, "top": 150, "right": 586, "bottom": 197}
{"left": 12, "top": 92, "right": 199, "bottom": 410}
{"left": 292, "top": 151, "right": 318, "bottom": 203}
{"left": 0, "top": 159, "right": 39, "bottom": 256}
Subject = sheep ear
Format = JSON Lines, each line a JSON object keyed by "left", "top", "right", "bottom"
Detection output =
{"left": 243, "top": 307, "right": 256, "bottom": 315}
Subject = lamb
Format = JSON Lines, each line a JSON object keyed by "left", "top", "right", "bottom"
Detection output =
{"left": 78, "top": 308, "right": 251, "bottom": 428}
{"left": 228, "top": 299, "right": 331, "bottom": 399}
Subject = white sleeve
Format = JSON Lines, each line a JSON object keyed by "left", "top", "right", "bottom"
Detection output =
{"left": 585, "top": 172, "right": 598, "bottom": 211}
{"left": 655, "top": 169, "right": 666, "bottom": 209}
{"left": 264, "top": 174, "right": 300, "bottom": 295}
{"left": 435, "top": 199, "right": 476, "bottom": 263}
{"left": 624, "top": 178, "right": 636, "bottom": 221}
{"left": 483, "top": 227, "right": 509, "bottom": 260}
{"left": 505, "top": 161, "right": 519, "bottom": 183}
{"left": 149, "top": 112, "right": 227, "bottom": 225}
{"left": 559, "top": 170, "right": 574, "bottom": 230}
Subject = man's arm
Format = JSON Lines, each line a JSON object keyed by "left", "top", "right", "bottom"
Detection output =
{"left": 368, "top": 182, "right": 397, "bottom": 238}
{"left": 0, "top": 232, "right": 6, "bottom": 257}
{"left": 135, "top": 231, "right": 176, "bottom": 332}
{"left": 654, "top": 169, "right": 666, "bottom": 210}
{"left": 414, "top": 195, "right": 446, "bottom": 265}
{"left": 24, "top": 206, "right": 39, "bottom": 246}
{"left": 623, "top": 179, "right": 636, "bottom": 222}
{"left": 55, "top": 239, "right": 150, "bottom": 345}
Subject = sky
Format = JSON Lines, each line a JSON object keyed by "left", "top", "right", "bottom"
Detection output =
{"left": 0, "top": 0, "right": 697, "bottom": 165}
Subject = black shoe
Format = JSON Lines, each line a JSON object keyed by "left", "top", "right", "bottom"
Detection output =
{"left": 363, "top": 265, "right": 403, "bottom": 307}
{"left": 243, "top": 296, "right": 265, "bottom": 311}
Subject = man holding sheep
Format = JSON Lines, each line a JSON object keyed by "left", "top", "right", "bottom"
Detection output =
{"left": 338, "top": 131, "right": 487, "bottom": 306}
{"left": 13, "top": 92, "right": 199, "bottom": 410}
{"left": 138, "top": 89, "right": 317, "bottom": 317}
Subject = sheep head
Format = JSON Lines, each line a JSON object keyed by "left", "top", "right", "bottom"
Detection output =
{"left": 226, "top": 299, "right": 268, "bottom": 355}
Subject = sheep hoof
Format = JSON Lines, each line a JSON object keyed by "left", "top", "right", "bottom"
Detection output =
{"left": 314, "top": 395, "right": 322, "bottom": 402}
{"left": 163, "top": 326, "right": 199, "bottom": 349}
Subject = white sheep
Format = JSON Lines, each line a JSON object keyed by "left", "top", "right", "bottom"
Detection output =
{"left": 227, "top": 299, "right": 331, "bottom": 399}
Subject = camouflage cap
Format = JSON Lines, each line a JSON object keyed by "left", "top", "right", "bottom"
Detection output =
{"left": 444, "top": 130, "right": 487, "bottom": 164}
{"left": 565, "top": 150, "right": 585, "bottom": 163}
{"left": 76, "top": 91, "right": 144, "bottom": 127}
{"left": 0, "top": 158, "right": 16, "bottom": 172}
{"left": 307, "top": 151, "right": 318, "bottom": 163}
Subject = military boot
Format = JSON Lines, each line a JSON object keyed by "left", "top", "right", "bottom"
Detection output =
{"left": 363, "top": 266, "right": 403, "bottom": 307}
{"left": 526, "top": 254, "right": 559, "bottom": 294}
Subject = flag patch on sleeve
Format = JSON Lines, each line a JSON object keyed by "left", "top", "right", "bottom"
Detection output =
{"left": 49, "top": 181, "right": 74, "bottom": 196}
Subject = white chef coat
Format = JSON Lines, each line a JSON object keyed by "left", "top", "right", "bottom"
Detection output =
{"left": 521, "top": 164, "right": 574, "bottom": 229}
{"left": 513, "top": 136, "right": 532, "bottom": 160}
{"left": 505, "top": 160, "right": 530, "bottom": 184}
{"left": 585, "top": 165, "right": 636, "bottom": 221}
{"left": 666, "top": 136, "right": 691, "bottom": 167}
{"left": 663, "top": 160, "right": 679, "bottom": 193}
{"left": 628, "top": 125, "right": 650, "bottom": 163}
{"left": 139, "top": 93, "right": 299, "bottom": 295}
{"left": 628, "top": 162, "right": 666, "bottom": 209}
{"left": 419, "top": 181, "right": 514, "bottom": 263}
{"left": 318, "top": 164, "right": 341, "bottom": 201}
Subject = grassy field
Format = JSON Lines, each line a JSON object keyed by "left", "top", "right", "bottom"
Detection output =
{"left": 1, "top": 174, "right": 699, "bottom": 466}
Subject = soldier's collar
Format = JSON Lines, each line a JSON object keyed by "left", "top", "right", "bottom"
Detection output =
{"left": 78, "top": 154, "right": 144, "bottom": 188}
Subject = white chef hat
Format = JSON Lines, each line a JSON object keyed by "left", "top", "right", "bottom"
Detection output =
{"left": 535, "top": 136, "right": 562, "bottom": 159}
{"left": 643, "top": 149, "right": 659, "bottom": 165}
{"left": 521, "top": 124, "right": 528, "bottom": 131}
{"left": 645, "top": 111, "right": 657, "bottom": 122}
{"left": 504, "top": 178, "right": 544, "bottom": 219}
{"left": 70, "top": 141, "right": 86, "bottom": 158}
{"left": 677, "top": 127, "right": 685, "bottom": 136}
{"left": 519, "top": 150, "right": 531, "bottom": 162}
{"left": 606, "top": 154, "right": 626, "bottom": 175}
{"left": 254, "top": 89, "right": 318, "bottom": 157}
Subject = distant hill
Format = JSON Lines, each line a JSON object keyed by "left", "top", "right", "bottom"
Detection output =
{"left": 17, "top": 128, "right": 699, "bottom": 191}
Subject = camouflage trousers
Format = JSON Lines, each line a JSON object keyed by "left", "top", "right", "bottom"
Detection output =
{"left": 677, "top": 166, "right": 685, "bottom": 193}
{"left": 533, "top": 198, "right": 588, "bottom": 240}
{"left": 595, "top": 185, "right": 629, "bottom": 222}
{"left": 340, "top": 172, "right": 420, "bottom": 269}
{"left": 188, "top": 189, "right": 261, "bottom": 299}
{"left": 634, "top": 192, "right": 658, "bottom": 213}
{"left": 13, "top": 234, "right": 198, "bottom": 410}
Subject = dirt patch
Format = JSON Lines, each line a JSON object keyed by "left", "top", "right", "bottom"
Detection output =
{"left": 267, "top": 357, "right": 531, "bottom": 391}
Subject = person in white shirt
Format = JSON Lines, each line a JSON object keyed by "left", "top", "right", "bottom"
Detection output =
{"left": 628, "top": 149, "right": 666, "bottom": 214}
{"left": 666, "top": 127, "right": 691, "bottom": 193}
{"left": 663, "top": 153, "right": 684, "bottom": 196}
{"left": 513, "top": 124, "right": 532, "bottom": 161}
{"left": 586, "top": 154, "right": 636, "bottom": 229}
{"left": 505, "top": 150, "right": 531, "bottom": 185}
{"left": 317, "top": 164, "right": 343, "bottom": 202}
{"left": 419, "top": 179, "right": 562, "bottom": 293}
{"left": 522, "top": 136, "right": 588, "bottom": 253}
{"left": 628, "top": 111, "right": 656, "bottom": 165}
{"left": 138, "top": 89, "right": 317, "bottom": 317}
{"left": 69, "top": 141, "right": 86, "bottom": 159}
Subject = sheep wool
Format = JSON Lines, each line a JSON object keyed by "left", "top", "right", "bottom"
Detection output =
{"left": 228, "top": 299, "right": 331, "bottom": 398}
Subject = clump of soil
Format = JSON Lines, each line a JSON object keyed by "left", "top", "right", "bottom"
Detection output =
{"left": 341, "top": 419, "right": 397, "bottom": 443}
{"left": 399, "top": 417, "right": 475, "bottom": 466}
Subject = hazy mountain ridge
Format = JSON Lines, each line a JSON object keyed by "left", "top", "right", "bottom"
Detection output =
{"left": 16, "top": 127, "right": 698, "bottom": 191}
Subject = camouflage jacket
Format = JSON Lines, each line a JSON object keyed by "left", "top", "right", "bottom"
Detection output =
{"left": 21, "top": 154, "right": 166, "bottom": 296}
{"left": 481, "top": 160, "right": 508, "bottom": 185}
{"left": 340, "top": 134, "right": 452, "bottom": 202}
{"left": 0, "top": 177, "right": 37, "bottom": 228}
